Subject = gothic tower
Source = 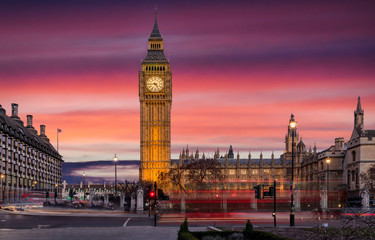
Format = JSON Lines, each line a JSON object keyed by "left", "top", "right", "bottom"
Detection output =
{"left": 139, "top": 11, "right": 172, "bottom": 182}
{"left": 354, "top": 96, "right": 364, "bottom": 131}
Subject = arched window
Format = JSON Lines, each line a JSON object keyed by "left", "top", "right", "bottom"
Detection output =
{"left": 352, "top": 151, "right": 356, "bottom": 162}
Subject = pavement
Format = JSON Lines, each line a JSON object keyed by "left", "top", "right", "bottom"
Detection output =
{"left": 0, "top": 207, "right": 207, "bottom": 240}
{"left": 0, "top": 205, "right": 333, "bottom": 240}
{"left": 0, "top": 226, "right": 207, "bottom": 240}
{"left": 11, "top": 207, "right": 148, "bottom": 218}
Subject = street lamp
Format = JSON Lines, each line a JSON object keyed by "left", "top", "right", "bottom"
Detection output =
{"left": 1, "top": 174, "right": 4, "bottom": 201}
{"left": 289, "top": 119, "right": 297, "bottom": 227}
{"left": 83, "top": 172, "right": 86, "bottom": 189}
{"left": 113, "top": 154, "right": 118, "bottom": 195}
{"left": 326, "top": 158, "right": 331, "bottom": 210}
{"left": 83, "top": 172, "right": 86, "bottom": 200}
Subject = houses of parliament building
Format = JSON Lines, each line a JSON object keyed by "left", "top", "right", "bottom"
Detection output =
{"left": 139, "top": 13, "right": 375, "bottom": 208}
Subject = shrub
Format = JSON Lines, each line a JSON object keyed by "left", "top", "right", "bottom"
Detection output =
{"left": 251, "top": 230, "right": 290, "bottom": 240}
{"left": 178, "top": 218, "right": 190, "bottom": 240}
{"left": 227, "top": 233, "right": 244, "bottom": 240}
{"left": 202, "top": 235, "right": 225, "bottom": 240}
{"left": 179, "top": 232, "right": 198, "bottom": 240}
{"left": 191, "top": 231, "right": 239, "bottom": 239}
{"left": 243, "top": 220, "right": 253, "bottom": 240}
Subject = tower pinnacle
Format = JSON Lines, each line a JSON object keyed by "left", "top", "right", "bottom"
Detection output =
{"left": 150, "top": 8, "right": 162, "bottom": 39}
{"left": 354, "top": 96, "right": 364, "bottom": 130}
{"left": 356, "top": 96, "right": 362, "bottom": 112}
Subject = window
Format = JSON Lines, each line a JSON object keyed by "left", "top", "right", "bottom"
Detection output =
{"left": 321, "top": 162, "right": 323, "bottom": 170}
{"left": 352, "top": 151, "right": 356, "bottom": 162}
{"left": 229, "top": 169, "right": 235, "bottom": 175}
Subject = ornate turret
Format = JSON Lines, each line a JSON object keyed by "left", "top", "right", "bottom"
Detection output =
{"left": 228, "top": 145, "right": 234, "bottom": 158}
{"left": 259, "top": 151, "right": 263, "bottom": 167}
{"left": 179, "top": 152, "right": 182, "bottom": 166}
{"left": 195, "top": 148, "right": 199, "bottom": 160}
{"left": 297, "top": 137, "right": 306, "bottom": 153}
{"left": 182, "top": 148, "right": 185, "bottom": 159}
{"left": 248, "top": 151, "right": 251, "bottom": 167}
{"left": 271, "top": 151, "right": 275, "bottom": 166}
{"left": 354, "top": 96, "right": 364, "bottom": 131}
{"left": 313, "top": 143, "right": 317, "bottom": 153}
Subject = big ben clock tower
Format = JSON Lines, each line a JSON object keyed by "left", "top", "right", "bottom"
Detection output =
{"left": 139, "top": 12, "right": 172, "bottom": 183}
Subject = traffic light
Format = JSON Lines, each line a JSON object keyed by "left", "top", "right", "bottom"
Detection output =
{"left": 269, "top": 186, "right": 275, "bottom": 197}
{"left": 254, "top": 185, "right": 261, "bottom": 199}
{"left": 150, "top": 191, "right": 155, "bottom": 198}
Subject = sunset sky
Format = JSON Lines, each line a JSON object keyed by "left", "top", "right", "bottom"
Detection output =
{"left": 1, "top": 0, "right": 375, "bottom": 169}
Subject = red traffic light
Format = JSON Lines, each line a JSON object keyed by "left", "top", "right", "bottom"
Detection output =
{"left": 150, "top": 191, "right": 155, "bottom": 197}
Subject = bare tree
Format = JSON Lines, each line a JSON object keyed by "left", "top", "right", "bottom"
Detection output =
{"left": 159, "top": 166, "right": 187, "bottom": 192}
{"left": 159, "top": 158, "right": 224, "bottom": 191}
{"left": 360, "top": 164, "right": 375, "bottom": 192}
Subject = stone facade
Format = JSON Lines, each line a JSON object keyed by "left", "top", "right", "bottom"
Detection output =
{"left": 169, "top": 97, "right": 375, "bottom": 209}
{"left": 0, "top": 103, "right": 63, "bottom": 203}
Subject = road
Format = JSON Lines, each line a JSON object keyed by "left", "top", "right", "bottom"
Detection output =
{"left": 158, "top": 211, "right": 326, "bottom": 227}
{"left": 0, "top": 211, "right": 154, "bottom": 229}
{"left": 0, "top": 208, "right": 335, "bottom": 229}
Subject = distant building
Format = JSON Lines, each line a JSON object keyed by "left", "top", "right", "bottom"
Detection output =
{"left": 344, "top": 97, "right": 375, "bottom": 207}
{"left": 301, "top": 97, "right": 375, "bottom": 209}
{"left": 0, "top": 103, "right": 63, "bottom": 202}
{"left": 170, "top": 97, "right": 375, "bottom": 209}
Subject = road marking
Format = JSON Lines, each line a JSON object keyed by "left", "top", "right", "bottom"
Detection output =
{"left": 123, "top": 217, "right": 131, "bottom": 227}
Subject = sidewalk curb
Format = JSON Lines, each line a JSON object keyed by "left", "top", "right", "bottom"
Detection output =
{"left": 2, "top": 209, "right": 150, "bottom": 218}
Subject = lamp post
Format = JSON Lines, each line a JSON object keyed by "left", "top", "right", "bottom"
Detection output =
{"left": 83, "top": 172, "right": 86, "bottom": 189}
{"left": 289, "top": 120, "right": 297, "bottom": 227}
{"left": 113, "top": 154, "right": 118, "bottom": 195}
{"left": 83, "top": 172, "right": 86, "bottom": 200}
{"left": 326, "top": 158, "right": 331, "bottom": 210}
{"left": 1, "top": 174, "right": 4, "bottom": 201}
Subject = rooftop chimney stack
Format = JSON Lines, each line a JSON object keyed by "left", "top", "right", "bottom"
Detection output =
{"left": 335, "top": 137, "right": 345, "bottom": 151}
{"left": 27, "top": 115, "right": 33, "bottom": 128}
{"left": 0, "top": 105, "right": 5, "bottom": 115}
{"left": 40, "top": 125, "right": 46, "bottom": 136}
{"left": 11, "top": 103, "right": 19, "bottom": 118}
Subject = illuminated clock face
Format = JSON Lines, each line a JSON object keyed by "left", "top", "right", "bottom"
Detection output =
{"left": 147, "top": 76, "right": 164, "bottom": 92}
